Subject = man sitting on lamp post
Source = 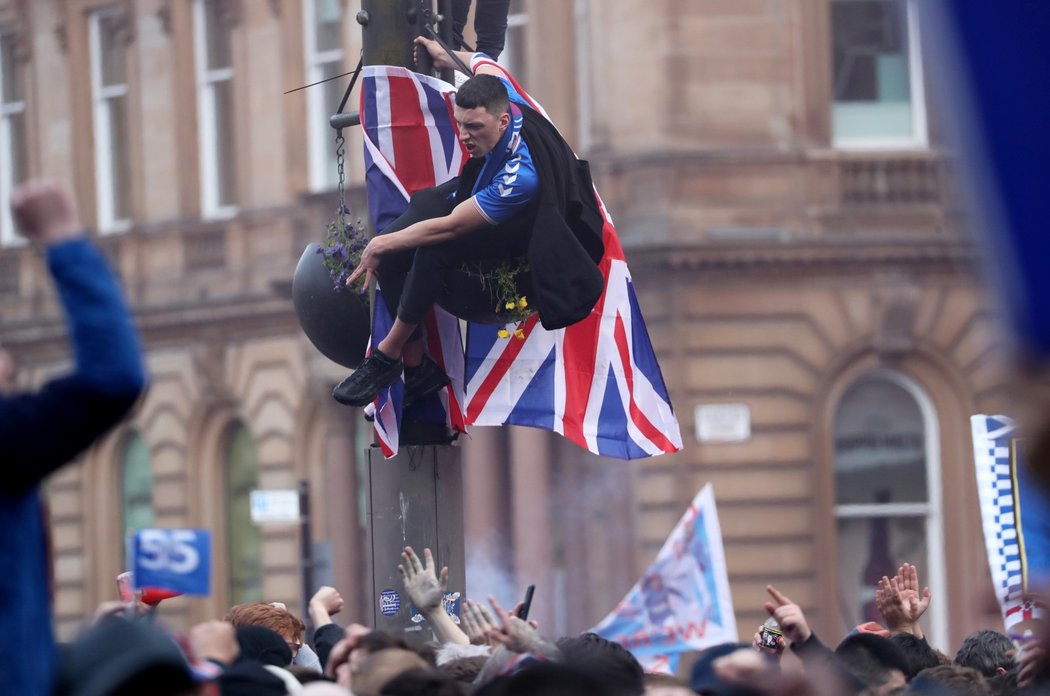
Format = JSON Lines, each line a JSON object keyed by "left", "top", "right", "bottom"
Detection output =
{"left": 333, "top": 36, "right": 604, "bottom": 408}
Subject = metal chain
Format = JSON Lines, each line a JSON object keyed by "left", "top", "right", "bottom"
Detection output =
{"left": 335, "top": 129, "right": 347, "bottom": 233}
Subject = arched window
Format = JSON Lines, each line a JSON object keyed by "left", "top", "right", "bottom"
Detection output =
{"left": 225, "top": 423, "right": 262, "bottom": 605}
{"left": 833, "top": 370, "right": 946, "bottom": 647}
{"left": 120, "top": 431, "right": 154, "bottom": 536}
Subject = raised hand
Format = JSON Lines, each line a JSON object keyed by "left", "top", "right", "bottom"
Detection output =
{"left": 309, "top": 585, "right": 345, "bottom": 628}
{"left": 462, "top": 598, "right": 499, "bottom": 645}
{"left": 764, "top": 586, "right": 812, "bottom": 645}
{"left": 484, "top": 595, "right": 557, "bottom": 658}
{"left": 894, "top": 562, "right": 931, "bottom": 624}
{"left": 399, "top": 546, "right": 448, "bottom": 613}
{"left": 876, "top": 563, "right": 930, "bottom": 636}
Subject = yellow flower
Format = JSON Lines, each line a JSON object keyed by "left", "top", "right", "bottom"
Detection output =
{"left": 497, "top": 329, "right": 510, "bottom": 339}
{"left": 517, "top": 296, "right": 528, "bottom": 309}
{"left": 514, "top": 329, "right": 525, "bottom": 339}
{"left": 505, "top": 301, "right": 516, "bottom": 310}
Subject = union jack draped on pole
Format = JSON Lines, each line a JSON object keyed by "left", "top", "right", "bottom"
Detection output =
{"left": 359, "top": 62, "right": 682, "bottom": 459}
{"left": 971, "top": 415, "right": 1050, "bottom": 638}
{"left": 591, "top": 484, "right": 737, "bottom": 674}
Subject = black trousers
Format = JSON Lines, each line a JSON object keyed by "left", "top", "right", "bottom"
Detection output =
{"left": 375, "top": 180, "right": 530, "bottom": 326}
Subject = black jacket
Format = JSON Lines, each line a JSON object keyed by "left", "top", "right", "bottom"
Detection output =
{"left": 456, "top": 104, "right": 605, "bottom": 330}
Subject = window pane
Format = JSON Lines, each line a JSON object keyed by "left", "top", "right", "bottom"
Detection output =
{"left": 1, "top": 34, "right": 22, "bottom": 103}
{"left": 204, "top": 1, "right": 232, "bottom": 71}
{"left": 107, "top": 95, "right": 131, "bottom": 220}
{"left": 831, "top": 0, "right": 914, "bottom": 140}
{"left": 8, "top": 110, "right": 26, "bottom": 188}
{"left": 322, "top": 61, "right": 345, "bottom": 188}
{"left": 98, "top": 13, "right": 127, "bottom": 88}
{"left": 314, "top": 0, "right": 343, "bottom": 53}
{"left": 834, "top": 377, "right": 927, "bottom": 505}
{"left": 121, "top": 434, "right": 154, "bottom": 535}
{"left": 837, "top": 516, "right": 927, "bottom": 633}
{"left": 504, "top": 24, "right": 527, "bottom": 85}
{"left": 213, "top": 79, "right": 237, "bottom": 207}
{"left": 226, "top": 425, "right": 262, "bottom": 605}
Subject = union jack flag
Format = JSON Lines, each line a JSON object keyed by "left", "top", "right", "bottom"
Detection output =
{"left": 360, "top": 62, "right": 682, "bottom": 459}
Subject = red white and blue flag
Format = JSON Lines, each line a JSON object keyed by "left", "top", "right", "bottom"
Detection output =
{"left": 359, "top": 63, "right": 682, "bottom": 459}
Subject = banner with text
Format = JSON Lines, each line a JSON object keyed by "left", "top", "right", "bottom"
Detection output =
{"left": 592, "top": 484, "right": 737, "bottom": 674}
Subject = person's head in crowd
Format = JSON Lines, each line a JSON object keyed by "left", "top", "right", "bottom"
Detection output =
{"left": 217, "top": 659, "right": 293, "bottom": 696}
{"left": 642, "top": 671, "right": 693, "bottom": 696}
{"left": 555, "top": 632, "right": 645, "bottom": 696}
{"left": 690, "top": 642, "right": 766, "bottom": 696}
{"left": 986, "top": 670, "right": 1019, "bottom": 696}
{"left": 380, "top": 667, "right": 468, "bottom": 695}
{"left": 890, "top": 633, "right": 942, "bottom": 681}
{"left": 235, "top": 625, "right": 293, "bottom": 667}
{"left": 53, "top": 617, "right": 197, "bottom": 696}
{"left": 351, "top": 647, "right": 430, "bottom": 696}
{"left": 911, "top": 665, "right": 992, "bottom": 696}
{"left": 439, "top": 654, "right": 490, "bottom": 684}
{"left": 473, "top": 661, "right": 611, "bottom": 696}
{"left": 834, "top": 633, "right": 909, "bottom": 693}
{"left": 953, "top": 630, "right": 1017, "bottom": 678}
{"left": 286, "top": 664, "right": 334, "bottom": 684}
{"left": 225, "top": 602, "right": 306, "bottom": 660}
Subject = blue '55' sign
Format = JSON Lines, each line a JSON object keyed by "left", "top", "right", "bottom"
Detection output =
{"left": 131, "top": 528, "right": 212, "bottom": 596}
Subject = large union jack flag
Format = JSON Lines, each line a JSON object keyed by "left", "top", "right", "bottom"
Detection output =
{"left": 360, "top": 62, "right": 682, "bottom": 459}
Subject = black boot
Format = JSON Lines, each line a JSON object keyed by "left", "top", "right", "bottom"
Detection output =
{"left": 332, "top": 349, "right": 404, "bottom": 407}
{"left": 403, "top": 355, "right": 451, "bottom": 408}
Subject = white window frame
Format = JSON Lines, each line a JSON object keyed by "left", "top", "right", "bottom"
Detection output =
{"left": 498, "top": 2, "right": 528, "bottom": 80}
{"left": 304, "top": 0, "right": 344, "bottom": 192}
{"left": 89, "top": 8, "right": 132, "bottom": 234}
{"left": 833, "top": 369, "right": 947, "bottom": 650}
{"left": 832, "top": 0, "right": 928, "bottom": 151}
{"left": 1, "top": 29, "right": 27, "bottom": 246}
{"left": 194, "top": 0, "right": 237, "bottom": 219}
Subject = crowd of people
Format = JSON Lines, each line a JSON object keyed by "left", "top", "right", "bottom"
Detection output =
{"left": 48, "top": 549, "right": 1050, "bottom": 696}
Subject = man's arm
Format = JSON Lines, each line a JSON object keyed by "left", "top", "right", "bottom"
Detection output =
{"left": 414, "top": 36, "right": 505, "bottom": 77}
{"left": 346, "top": 198, "right": 489, "bottom": 288}
{"left": 0, "top": 183, "right": 146, "bottom": 493}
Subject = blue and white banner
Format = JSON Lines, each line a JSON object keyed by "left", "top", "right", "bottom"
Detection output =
{"left": 131, "top": 528, "right": 212, "bottom": 596}
{"left": 592, "top": 484, "right": 736, "bottom": 674}
{"left": 971, "top": 415, "right": 1050, "bottom": 639}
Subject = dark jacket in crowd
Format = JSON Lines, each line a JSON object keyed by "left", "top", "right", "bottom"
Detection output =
{"left": 0, "top": 238, "right": 145, "bottom": 694}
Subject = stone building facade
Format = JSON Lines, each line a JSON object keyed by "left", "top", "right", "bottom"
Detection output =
{"left": 0, "top": 0, "right": 1009, "bottom": 653}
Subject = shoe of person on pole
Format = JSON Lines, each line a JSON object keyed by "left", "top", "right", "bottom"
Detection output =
{"left": 333, "top": 36, "right": 604, "bottom": 408}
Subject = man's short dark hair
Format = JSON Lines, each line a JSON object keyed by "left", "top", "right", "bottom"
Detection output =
{"left": 913, "top": 665, "right": 993, "bottom": 696}
{"left": 455, "top": 74, "right": 510, "bottom": 116}
{"left": 834, "top": 633, "right": 910, "bottom": 688}
{"left": 555, "top": 633, "right": 645, "bottom": 696}
{"left": 889, "top": 633, "right": 941, "bottom": 680}
{"left": 439, "top": 655, "right": 489, "bottom": 684}
{"left": 380, "top": 667, "right": 468, "bottom": 696}
{"left": 954, "top": 630, "right": 1017, "bottom": 678}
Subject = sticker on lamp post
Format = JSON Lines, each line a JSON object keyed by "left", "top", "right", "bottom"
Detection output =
{"left": 379, "top": 589, "right": 402, "bottom": 616}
